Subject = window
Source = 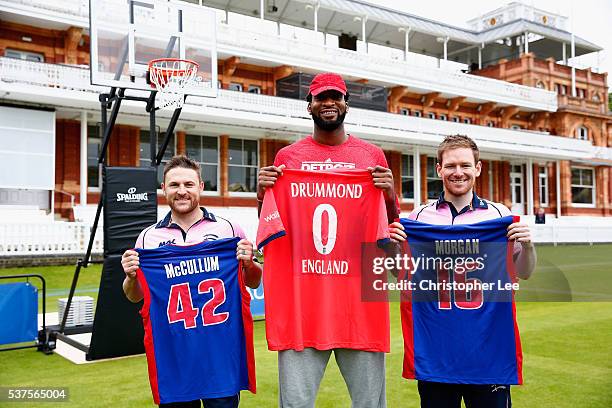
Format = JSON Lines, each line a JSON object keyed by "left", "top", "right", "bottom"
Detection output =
{"left": 592, "top": 93, "right": 601, "bottom": 102}
{"left": 486, "top": 121, "right": 494, "bottom": 127}
{"left": 451, "top": 116, "right": 460, "bottom": 123}
{"left": 571, "top": 167, "right": 595, "bottom": 205}
{"left": 401, "top": 154, "right": 414, "bottom": 200}
{"left": 228, "top": 138, "right": 258, "bottom": 193}
{"left": 555, "top": 83, "right": 566, "bottom": 95}
{"left": 577, "top": 88, "right": 585, "bottom": 99}
{"left": 4, "top": 48, "right": 44, "bottom": 62}
{"left": 439, "top": 114, "right": 447, "bottom": 121}
{"left": 140, "top": 130, "right": 175, "bottom": 188}
{"left": 87, "top": 125, "right": 102, "bottom": 189}
{"left": 427, "top": 112, "right": 436, "bottom": 119}
{"left": 247, "top": 85, "right": 261, "bottom": 94}
{"left": 539, "top": 166, "right": 548, "bottom": 207}
{"left": 576, "top": 126, "right": 589, "bottom": 141}
{"left": 186, "top": 134, "right": 219, "bottom": 192}
{"left": 535, "top": 81, "right": 545, "bottom": 89}
{"left": 399, "top": 108, "right": 410, "bottom": 116}
{"left": 413, "top": 110, "right": 422, "bottom": 118}
{"left": 426, "top": 157, "right": 443, "bottom": 200}
{"left": 228, "top": 82, "right": 243, "bottom": 92}
{"left": 217, "top": 80, "right": 223, "bottom": 89}
{"left": 510, "top": 124, "right": 522, "bottom": 130}
{"left": 463, "top": 118, "right": 472, "bottom": 124}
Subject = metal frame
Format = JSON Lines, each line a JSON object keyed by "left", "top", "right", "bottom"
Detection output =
{"left": 52, "top": 28, "right": 187, "bottom": 353}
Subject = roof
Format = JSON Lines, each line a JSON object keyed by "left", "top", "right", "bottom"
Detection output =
{"left": 196, "top": 0, "right": 602, "bottom": 63}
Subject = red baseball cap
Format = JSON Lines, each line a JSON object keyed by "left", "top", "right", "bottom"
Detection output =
{"left": 308, "top": 72, "right": 347, "bottom": 97}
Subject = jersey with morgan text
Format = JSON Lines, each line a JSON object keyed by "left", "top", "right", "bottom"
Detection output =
{"left": 399, "top": 216, "right": 523, "bottom": 385}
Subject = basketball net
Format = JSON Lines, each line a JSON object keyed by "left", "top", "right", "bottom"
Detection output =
{"left": 148, "top": 58, "right": 199, "bottom": 109}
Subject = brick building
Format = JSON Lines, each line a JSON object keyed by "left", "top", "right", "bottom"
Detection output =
{"left": 0, "top": 0, "right": 610, "bottom": 223}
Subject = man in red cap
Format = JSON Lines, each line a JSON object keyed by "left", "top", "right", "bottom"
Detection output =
{"left": 257, "top": 72, "right": 404, "bottom": 408}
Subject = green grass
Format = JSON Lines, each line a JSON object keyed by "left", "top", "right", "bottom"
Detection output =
{"left": 1, "top": 245, "right": 611, "bottom": 407}
{"left": 1, "top": 264, "right": 102, "bottom": 313}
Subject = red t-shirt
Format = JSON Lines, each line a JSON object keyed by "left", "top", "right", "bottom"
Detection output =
{"left": 274, "top": 134, "right": 399, "bottom": 221}
{"left": 256, "top": 169, "right": 391, "bottom": 352}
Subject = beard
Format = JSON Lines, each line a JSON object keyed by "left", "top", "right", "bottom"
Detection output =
{"left": 311, "top": 111, "right": 347, "bottom": 131}
{"left": 169, "top": 196, "right": 199, "bottom": 214}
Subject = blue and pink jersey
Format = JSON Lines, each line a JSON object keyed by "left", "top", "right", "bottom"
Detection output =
{"left": 136, "top": 238, "right": 256, "bottom": 404}
{"left": 399, "top": 216, "right": 523, "bottom": 385}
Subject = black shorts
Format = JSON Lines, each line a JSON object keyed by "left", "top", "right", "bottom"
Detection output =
{"left": 418, "top": 380, "right": 511, "bottom": 408}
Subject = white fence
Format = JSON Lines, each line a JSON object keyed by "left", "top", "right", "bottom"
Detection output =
{"left": 1, "top": 217, "right": 611, "bottom": 257}
{"left": 0, "top": 222, "right": 103, "bottom": 256}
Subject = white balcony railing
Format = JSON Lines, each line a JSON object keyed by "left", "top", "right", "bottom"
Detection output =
{"left": 216, "top": 23, "right": 557, "bottom": 111}
{"left": 2, "top": 0, "right": 558, "bottom": 111}
{"left": 0, "top": 222, "right": 103, "bottom": 256}
{"left": 0, "top": 57, "right": 593, "bottom": 161}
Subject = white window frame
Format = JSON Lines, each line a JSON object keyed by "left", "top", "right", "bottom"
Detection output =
{"left": 5, "top": 48, "right": 44, "bottom": 62}
{"left": 399, "top": 108, "right": 409, "bottom": 116}
{"left": 87, "top": 124, "right": 102, "bottom": 192}
{"left": 426, "top": 156, "right": 442, "bottom": 201}
{"left": 228, "top": 138, "right": 259, "bottom": 197}
{"left": 451, "top": 116, "right": 460, "bottom": 123}
{"left": 229, "top": 82, "right": 243, "bottom": 92}
{"left": 439, "top": 114, "right": 447, "bottom": 121}
{"left": 463, "top": 118, "right": 472, "bottom": 124}
{"left": 576, "top": 126, "right": 589, "bottom": 141}
{"left": 538, "top": 165, "right": 549, "bottom": 207}
{"left": 247, "top": 85, "right": 261, "bottom": 94}
{"left": 427, "top": 112, "right": 436, "bottom": 119}
{"left": 570, "top": 166, "right": 596, "bottom": 208}
{"left": 413, "top": 110, "right": 422, "bottom": 118}
{"left": 185, "top": 134, "right": 220, "bottom": 196}
{"left": 510, "top": 124, "right": 522, "bottom": 130}
{"left": 401, "top": 153, "right": 414, "bottom": 202}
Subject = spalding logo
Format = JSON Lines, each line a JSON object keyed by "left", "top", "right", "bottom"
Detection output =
{"left": 116, "top": 186, "right": 148, "bottom": 203}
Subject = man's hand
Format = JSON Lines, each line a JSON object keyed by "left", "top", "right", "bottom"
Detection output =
{"left": 237, "top": 239, "right": 262, "bottom": 289}
{"left": 389, "top": 221, "right": 407, "bottom": 243}
{"left": 507, "top": 222, "right": 533, "bottom": 246}
{"left": 236, "top": 239, "right": 255, "bottom": 267}
{"left": 508, "top": 222, "right": 537, "bottom": 280}
{"left": 121, "top": 249, "right": 140, "bottom": 279}
{"left": 257, "top": 164, "right": 285, "bottom": 201}
{"left": 367, "top": 165, "right": 394, "bottom": 200}
{"left": 122, "top": 249, "right": 143, "bottom": 302}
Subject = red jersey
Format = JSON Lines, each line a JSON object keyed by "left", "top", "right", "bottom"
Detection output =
{"left": 256, "top": 169, "right": 391, "bottom": 352}
{"left": 274, "top": 134, "right": 400, "bottom": 222}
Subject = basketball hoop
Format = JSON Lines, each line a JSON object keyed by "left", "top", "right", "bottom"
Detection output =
{"left": 148, "top": 58, "right": 199, "bottom": 109}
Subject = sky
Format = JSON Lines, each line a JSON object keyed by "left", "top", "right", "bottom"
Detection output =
{"left": 364, "top": 0, "right": 612, "bottom": 87}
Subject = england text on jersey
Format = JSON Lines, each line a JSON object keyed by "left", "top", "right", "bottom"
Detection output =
{"left": 164, "top": 256, "right": 220, "bottom": 279}
{"left": 301, "top": 259, "right": 349, "bottom": 275}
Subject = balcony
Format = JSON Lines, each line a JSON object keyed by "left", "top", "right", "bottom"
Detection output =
{"left": 0, "top": 57, "right": 591, "bottom": 161}
{"left": 2, "top": 0, "right": 558, "bottom": 112}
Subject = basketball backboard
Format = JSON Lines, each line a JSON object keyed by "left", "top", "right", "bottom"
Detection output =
{"left": 89, "top": 0, "right": 217, "bottom": 97}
